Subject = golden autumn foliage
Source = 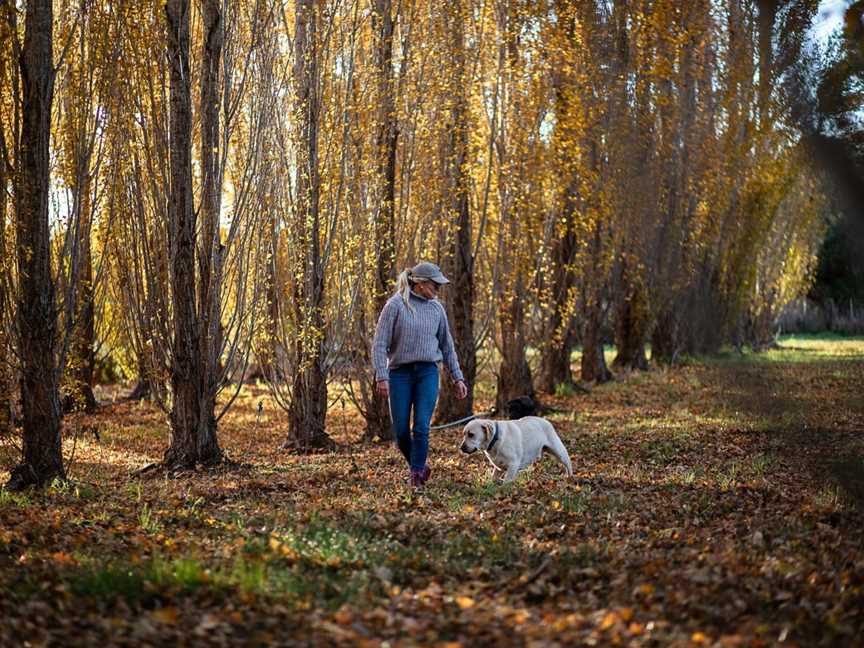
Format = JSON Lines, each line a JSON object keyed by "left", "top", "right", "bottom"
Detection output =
{"left": 0, "top": 0, "right": 835, "bottom": 444}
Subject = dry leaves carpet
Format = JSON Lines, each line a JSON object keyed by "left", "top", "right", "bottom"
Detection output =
{"left": 1, "top": 335, "right": 863, "bottom": 647}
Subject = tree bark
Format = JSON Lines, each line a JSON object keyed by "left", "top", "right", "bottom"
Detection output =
{"left": 757, "top": 0, "right": 778, "bottom": 132}
{"left": 64, "top": 174, "right": 98, "bottom": 413}
{"left": 536, "top": 171, "right": 577, "bottom": 393}
{"left": 286, "top": 0, "right": 331, "bottom": 450}
{"left": 436, "top": 2, "right": 475, "bottom": 423}
{"left": 612, "top": 265, "right": 649, "bottom": 371}
{"left": 496, "top": 274, "right": 534, "bottom": 412}
{"left": 493, "top": 3, "right": 534, "bottom": 411}
{"left": 651, "top": 309, "right": 679, "bottom": 364}
{"left": 196, "top": 0, "right": 225, "bottom": 454}
{"left": 8, "top": 0, "right": 64, "bottom": 489}
{"left": 260, "top": 215, "right": 283, "bottom": 383}
{"left": 164, "top": 0, "right": 221, "bottom": 468}
{"left": 0, "top": 147, "right": 13, "bottom": 434}
{"left": 537, "top": 7, "right": 579, "bottom": 393}
{"left": 580, "top": 310, "right": 612, "bottom": 383}
{"left": 365, "top": 0, "right": 397, "bottom": 442}
{"left": 536, "top": 235, "right": 577, "bottom": 393}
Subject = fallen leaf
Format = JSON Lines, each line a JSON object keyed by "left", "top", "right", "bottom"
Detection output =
{"left": 151, "top": 607, "right": 179, "bottom": 626}
{"left": 455, "top": 596, "right": 475, "bottom": 610}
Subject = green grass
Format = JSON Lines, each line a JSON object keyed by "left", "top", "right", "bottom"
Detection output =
{"left": 0, "top": 488, "right": 33, "bottom": 508}
{"left": 71, "top": 558, "right": 209, "bottom": 602}
{"left": 693, "top": 334, "right": 864, "bottom": 365}
{"left": 138, "top": 502, "right": 162, "bottom": 533}
{"left": 560, "top": 485, "right": 594, "bottom": 514}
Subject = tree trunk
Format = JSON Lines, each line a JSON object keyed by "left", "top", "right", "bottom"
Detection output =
{"left": 196, "top": 0, "right": 225, "bottom": 455}
{"left": 436, "top": 2, "right": 475, "bottom": 423}
{"left": 0, "top": 151, "right": 13, "bottom": 434}
{"left": 496, "top": 276, "right": 534, "bottom": 412}
{"left": 580, "top": 310, "right": 612, "bottom": 384}
{"left": 613, "top": 298, "right": 648, "bottom": 371}
{"left": 260, "top": 215, "right": 283, "bottom": 382}
{"left": 537, "top": 330, "right": 575, "bottom": 393}
{"left": 537, "top": 176, "right": 577, "bottom": 393}
{"left": 64, "top": 174, "right": 98, "bottom": 413}
{"left": 613, "top": 268, "right": 649, "bottom": 371}
{"left": 757, "top": 0, "right": 778, "bottom": 133}
{"left": 536, "top": 181, "right": 577, "bottom": 393}
{"left": 537, "top": 10, "right": 579, "bottom": 394}
{"left": 651, "top": 309, "right": 679, "bottom": 364}
{"left": 8, "top": 0, "right": 64, "bottom": 489}
{"left": 286, "top": 0, "right": 331, "bottom": 450}
{"left": 365, "top": 0, "right": 397, "bottom": 442}
{"left": 164, "top": 0, "right": 221, "bottom": 468}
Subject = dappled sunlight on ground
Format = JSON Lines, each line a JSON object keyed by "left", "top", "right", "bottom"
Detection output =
{"left": 1, "top": 336, "right": 863, "bottom": 646}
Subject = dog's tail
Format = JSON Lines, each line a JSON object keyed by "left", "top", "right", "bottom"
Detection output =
{"left": 546, "top": 432, "right": 573, "bottom": 477}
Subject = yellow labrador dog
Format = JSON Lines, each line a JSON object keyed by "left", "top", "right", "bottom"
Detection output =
{"left": 460, "top": 417, "right": 572, "bottom": 482}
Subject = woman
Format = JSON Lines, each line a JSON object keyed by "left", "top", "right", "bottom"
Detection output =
{"left": 372, "top": 261, "right": 468, "bottom": 487}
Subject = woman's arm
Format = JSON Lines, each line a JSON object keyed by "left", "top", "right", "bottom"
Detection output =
{"left": 436, "top": 305, "right": 465, "bottom": 383}
{"left": 372, "top": 300, "right": 398, "bottom": 382}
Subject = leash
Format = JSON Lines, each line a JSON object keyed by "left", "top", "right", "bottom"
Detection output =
{"left": 429, "top": 406, "right": 497, "bottom": 430}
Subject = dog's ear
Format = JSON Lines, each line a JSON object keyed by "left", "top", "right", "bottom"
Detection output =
{"left": 483, "top": 421, "right": 495, "bottom": 442}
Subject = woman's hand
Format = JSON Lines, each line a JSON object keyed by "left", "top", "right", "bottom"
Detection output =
{"left": 454, "top": 380, "right": 468, "bottom": 400}
{"left": 376, "top": 380, "right": 390, "bottom": 398}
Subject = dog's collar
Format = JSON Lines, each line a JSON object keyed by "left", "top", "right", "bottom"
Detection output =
{"left": 486, "top": 422, "right": 500, "bottom": 453}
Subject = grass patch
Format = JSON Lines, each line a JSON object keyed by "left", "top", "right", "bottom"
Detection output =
{"left": 555, "top": 382, "right": 576, "bottom": 398}
{"left": 829, "top": 455, "right": 864, "bottom": 510}
{"left": 641, "top": 436, "right": 691, "bottom": 466}
{"left": 560, "top": 484, "right": 594, "bottom": 514}
{"left": 693, "top": 334, "right": 864, "bottom": 366}
{"left": 71, "top": 558, "right": 209, "bottom": 603}
{"left": 425, "top": 522, "right": 526, "bottom": 578}
{"left": 138, "top": 503, "right": 162, "bottom": 534}
{"left": 812, "top": 484, "right": 847, "bottom": 512}
{"left": 0, "top": 488, "right": 33, "bottom": 509}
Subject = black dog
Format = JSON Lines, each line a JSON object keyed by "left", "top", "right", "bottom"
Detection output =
{"left": 507, "top": 395, "right": 539, "bottom": 418}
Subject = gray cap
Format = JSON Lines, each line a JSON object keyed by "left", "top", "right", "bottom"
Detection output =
{"left": 410, "top": 261, "right": 449, "bottom": 285}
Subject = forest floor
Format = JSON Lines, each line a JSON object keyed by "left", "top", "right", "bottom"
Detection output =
{"left": 1, "top": 334, "right": 863, "bottom": 647}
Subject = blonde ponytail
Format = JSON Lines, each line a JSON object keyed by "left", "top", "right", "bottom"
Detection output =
{"left": 395, "top": 269, "right": 416, "bottom": 314}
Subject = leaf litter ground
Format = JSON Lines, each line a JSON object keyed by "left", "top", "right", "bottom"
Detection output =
{"left": 1, "top": 335, "right": 863, "bottom": 647}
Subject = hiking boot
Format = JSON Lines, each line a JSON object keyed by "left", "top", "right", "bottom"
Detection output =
{"left": 409, "top": 469, "right": 425, "bottom": 488}
{"left": 420, "top": 465, "right": 431, "bottom": 485}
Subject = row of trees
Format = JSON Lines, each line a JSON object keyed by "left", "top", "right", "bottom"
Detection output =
{"left": 0, "top": 0, "right": 837, "bottom": 487}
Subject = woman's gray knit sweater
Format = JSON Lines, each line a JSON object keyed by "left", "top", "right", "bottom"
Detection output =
{"left": 372, "top": 292, "right": 464, "bottom": 383}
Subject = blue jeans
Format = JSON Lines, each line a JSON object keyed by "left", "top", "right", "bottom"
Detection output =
{"left": 388, "top": 362, "right": 439, "bottom": 472}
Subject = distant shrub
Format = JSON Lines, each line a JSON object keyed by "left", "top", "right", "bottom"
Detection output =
{"left": 554, "top": 382, "right": 576, "bottom": 398}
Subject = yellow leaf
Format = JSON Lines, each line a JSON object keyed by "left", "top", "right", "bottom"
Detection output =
{"left": 600, "top": 611, "right": 619, "bottom": 630}
{"left": 691, "top": 632, "right": 710, "bottom": 644}
{"left": 456, "top": 596, "right": 475, "bottom": 610}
